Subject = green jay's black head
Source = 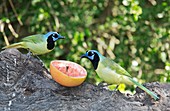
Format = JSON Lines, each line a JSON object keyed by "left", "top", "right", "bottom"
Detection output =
{"left": 46, "top": 32, "right": 65, "bottom": 50}
{"left": 81, "top": 50, "right": 100, "bottom": 70}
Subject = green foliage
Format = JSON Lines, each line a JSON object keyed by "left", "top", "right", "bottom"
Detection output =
{"left": 1, "top": 0, "right": 170, "bottom": 88}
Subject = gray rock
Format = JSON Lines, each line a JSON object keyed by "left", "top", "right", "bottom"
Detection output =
{"left": 0, "top": 49, "right": 169, "bottom": 111}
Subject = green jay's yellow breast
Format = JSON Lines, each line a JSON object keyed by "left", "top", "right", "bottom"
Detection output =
{"left": 96, "top": 62, "right": 133, "bottom": 85}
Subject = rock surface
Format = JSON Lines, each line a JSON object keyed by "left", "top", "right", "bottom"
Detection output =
{"left": 0, "top": 49, "right": 170, "bottom": 111}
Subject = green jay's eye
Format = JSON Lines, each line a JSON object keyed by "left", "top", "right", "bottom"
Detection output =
{"left": 53, "top": 34, "right": 58, "bottom": 38}
{"left": 88, "top": 51, "right": 93, "bottom": 56}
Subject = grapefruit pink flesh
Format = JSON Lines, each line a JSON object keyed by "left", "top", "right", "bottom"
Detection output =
{"left": 52, "top": 61, "right": 86, "bottom": 77}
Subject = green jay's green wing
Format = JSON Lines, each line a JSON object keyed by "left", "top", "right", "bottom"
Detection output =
{"left": 22, "top": 34, "right": 45, "bottom": 43}
{"left": 101, "top": 58, "right": 132, "bottom": 77}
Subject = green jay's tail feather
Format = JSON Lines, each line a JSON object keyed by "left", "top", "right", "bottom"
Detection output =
{"left": 2, "top": 42, "right": 25, "bottom": 49}
{"left": 129, "top": 77, "right": 159, "bottom": 100}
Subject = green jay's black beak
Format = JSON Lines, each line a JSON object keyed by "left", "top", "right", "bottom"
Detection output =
{"left": 58, "top": 35, "right": 65, "bottom": 39}
{"left": 80, "top": 53, "right": 88, "bottom": 59}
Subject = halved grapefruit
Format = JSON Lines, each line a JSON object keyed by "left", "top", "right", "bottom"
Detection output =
{"left": 50, "top": 60, "right": 87, "bottom": 87}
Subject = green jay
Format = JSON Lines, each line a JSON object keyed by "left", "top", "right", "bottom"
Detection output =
{"left": 2, "top": 32, "right": 65, "bottom": 55}
{"left": 81, "top": 50, "right": 159, "bottom": 100}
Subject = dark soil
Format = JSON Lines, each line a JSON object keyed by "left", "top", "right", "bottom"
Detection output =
{"left": 0, "top": 49, "right": 170, "bottom": 111}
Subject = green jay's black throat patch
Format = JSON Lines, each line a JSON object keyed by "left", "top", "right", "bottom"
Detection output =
{"left": 47, "top": 35, "right": 55, "bottom": 50}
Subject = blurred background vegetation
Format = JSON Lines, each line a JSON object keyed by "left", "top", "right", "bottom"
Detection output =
{"left": 0, "top": 0, "right": 170, "bottom": 91}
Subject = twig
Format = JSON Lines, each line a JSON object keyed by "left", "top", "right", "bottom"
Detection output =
{"left": 3, "top": 0, "right": 8, "bottom": 17}
{"left": 0, "top": 20, "right": 9, "bottom": 46}
{"left": 8, "top": 0, "right": 23, "bottom": 26}
{"left": 7, "top": 21, "right": 19, "bottom": 38}
{"left": 2, "top": 32, "right": 10, "bottom": 46}
{"left": 45, "top": 1, "right": 60, "bottom": 30}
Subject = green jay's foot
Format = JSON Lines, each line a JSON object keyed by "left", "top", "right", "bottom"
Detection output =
{"left": 24, "top": 50, "right": 33, "bottom": 64}
{"left": 34, "top": 55, "right": 45, "bottom": 67}
{"left": 111, "top": 85, "right": 119, "bottom": 96}
{"left": 98, "top": 82, "right": 108, "bottom": 89}
{"left": 113, "top": 85, "right": 119, "bottom": 92}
